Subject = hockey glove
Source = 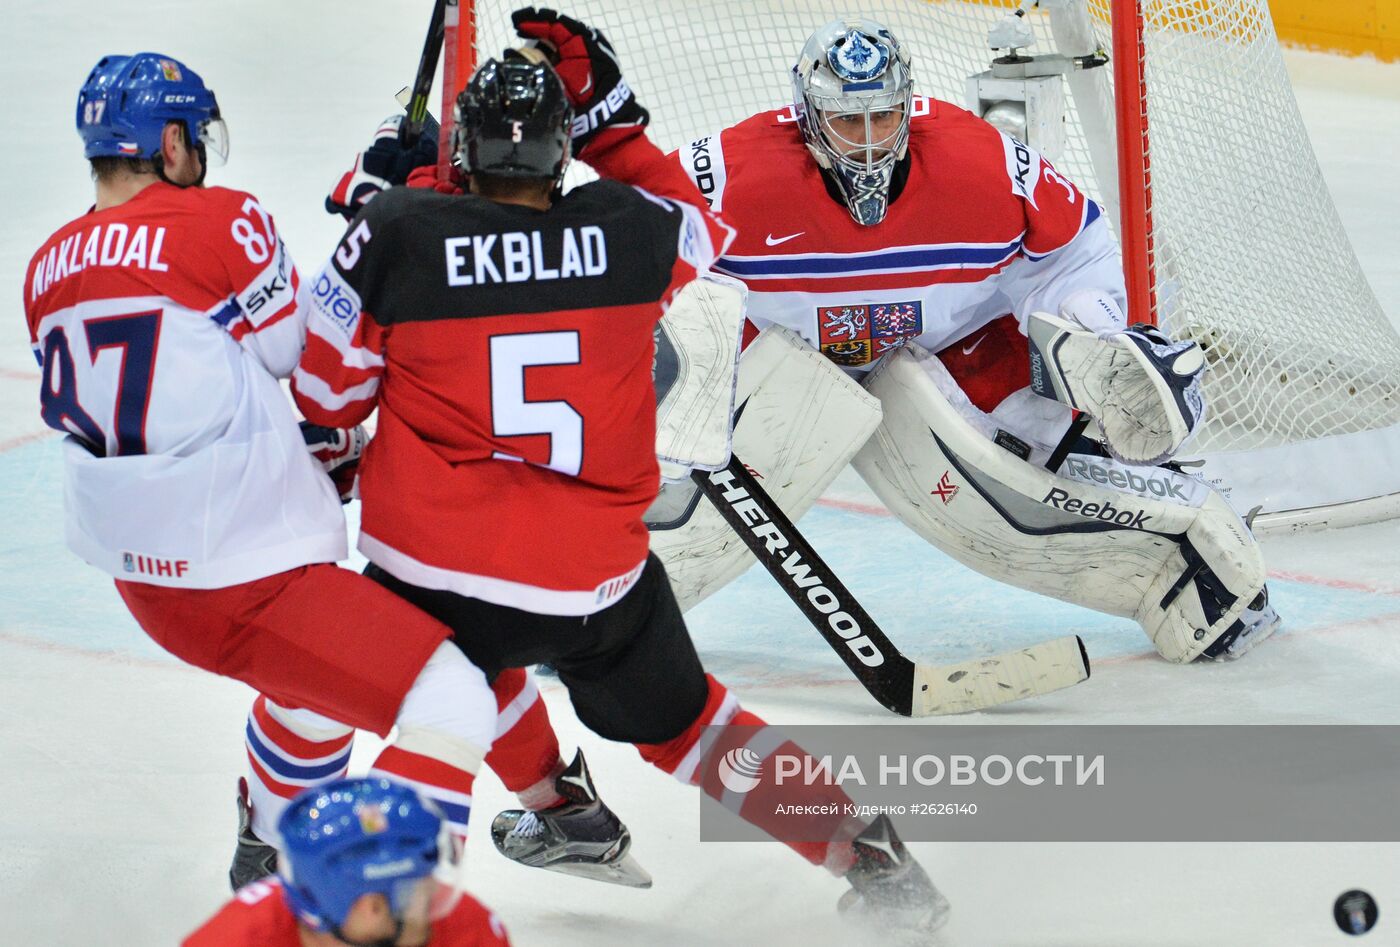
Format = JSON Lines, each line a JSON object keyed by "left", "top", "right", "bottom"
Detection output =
{"left": 325, "top": 113, "right": 440, "bottom": 220}
{"left": 510, "top": 7, "right": 648, "bottom": 153}
{"left": 1026, "top": 310, "right": 1207, "bottom": 466}
{"left": 299, "top": 421, "right": 368, "bottom": 503}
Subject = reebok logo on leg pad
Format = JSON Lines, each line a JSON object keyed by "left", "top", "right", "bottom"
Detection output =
{"left": 1042, "top": 487, "right": 1151, "bottom": 529}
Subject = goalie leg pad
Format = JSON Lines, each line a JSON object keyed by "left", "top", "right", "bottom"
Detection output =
{"left": 647, "top": 327, "right": 883, "bottom": 612}
{"left": 654, "top": 275, "right": 747, "bottom": 471}
{"left": 853, "top": 345, "right": 1273, "bottom": 664}
{"left": 1026, "top": 310, "right": 1206, "bottom": 466}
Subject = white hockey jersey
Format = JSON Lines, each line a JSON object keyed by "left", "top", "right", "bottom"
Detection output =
{"left": 24, "top": 183, "right": 346, "bottom": 588}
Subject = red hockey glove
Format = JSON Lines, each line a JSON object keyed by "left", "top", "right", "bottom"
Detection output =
{"left": 326, "top": 113, "right": 440, "bottom": 220}
{"left": 510, "top": 7, "right": 648, "bottom": 153}
{"left": 299, "top": 422, "right": 367, "bottom": 502}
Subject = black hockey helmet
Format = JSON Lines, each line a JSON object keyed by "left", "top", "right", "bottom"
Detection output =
{"left": 455, "top": 56, "right": 572, "bottom": 182}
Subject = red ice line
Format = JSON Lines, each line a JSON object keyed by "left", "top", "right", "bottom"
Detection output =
{"left": 0, "top": 429, "right": 56, "bottom": 454}
{"left": 0, "top": 434, "right": 1391, "bottom": 597}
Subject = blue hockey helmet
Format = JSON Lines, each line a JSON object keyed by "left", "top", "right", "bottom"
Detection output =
{"left": 76, "top": 52, "right": 228, "bottom": 165}
{"left": 277, "top": 778, "right": 460, "bottom": 937}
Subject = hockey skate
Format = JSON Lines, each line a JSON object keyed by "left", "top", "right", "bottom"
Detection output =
{"left": 839, "top": 815, "right": 950, "bottom": 937}
{"left": 490, "top": 750, "right": 652, "bottom": 889}
{"left": 228, "top": 777, "right": 279, "bottom": 891}
{"left": 1200, "top": 586, "right": 1282, "bottom": 661}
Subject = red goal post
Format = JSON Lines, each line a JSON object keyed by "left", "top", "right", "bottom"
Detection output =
{"left": 452, "top": 0, "right": 1400, "bottom": 530}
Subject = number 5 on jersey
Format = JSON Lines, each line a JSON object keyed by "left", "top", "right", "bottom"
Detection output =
{"left": 489, "top": 331, "right": 583, "bottom": 476}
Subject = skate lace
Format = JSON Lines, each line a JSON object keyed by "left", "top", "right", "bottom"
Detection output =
{"left": 511, "top": 810, "right": 547, "bottom": 839}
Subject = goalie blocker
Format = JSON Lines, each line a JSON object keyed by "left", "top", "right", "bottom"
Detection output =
{"left": 853, "top": 344, "right": 1278, "bottom": 663}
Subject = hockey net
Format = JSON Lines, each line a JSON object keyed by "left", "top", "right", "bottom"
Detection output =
{"left": 464, "top": 0, "right": 1400, "bottom": 528}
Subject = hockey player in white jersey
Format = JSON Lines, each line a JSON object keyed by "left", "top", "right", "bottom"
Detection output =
{"left": 24, "top": 52, "right": 499, "bottom": 886}
{"left": 655, "top": 18, "right": 1280, "bottom": 665}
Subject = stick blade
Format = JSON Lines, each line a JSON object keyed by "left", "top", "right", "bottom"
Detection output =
{"left": 910, "top": 635, "right": 1089, "bottom": 716}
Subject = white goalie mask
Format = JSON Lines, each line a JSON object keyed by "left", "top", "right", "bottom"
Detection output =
{"left": 792, "top": 18, "right": 913, "bottom": 226}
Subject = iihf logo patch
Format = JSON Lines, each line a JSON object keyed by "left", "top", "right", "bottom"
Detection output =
{"left": 828, "top": 30, "right": 890, "bottom": 82}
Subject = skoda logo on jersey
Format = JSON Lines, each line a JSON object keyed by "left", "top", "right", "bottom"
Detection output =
{"left": 828, "top": 30, "right": 889, "bottom": 82}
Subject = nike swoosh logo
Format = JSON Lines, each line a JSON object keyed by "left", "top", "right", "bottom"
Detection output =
{"left": 765, "top": 232, "right": 805, "bottom": 246}
{"left": 962, "top": 333, "right": 989, "bottom": 356}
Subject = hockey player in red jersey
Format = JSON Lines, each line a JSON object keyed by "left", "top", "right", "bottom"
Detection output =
{"left": 660, "top": 18, "right": 1280, "bottom": 666}
{"left": 295, "top": 9, "right": 948, "bottom": 934}
{"left": 185, "top": 778, "right": 511, "bottom": 947}
{"left": 24, "top": 52, "right": 499, "bottom": 889}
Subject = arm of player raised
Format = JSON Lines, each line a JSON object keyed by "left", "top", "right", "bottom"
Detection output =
{"left": 210, "top": 192, "right": 307, "bottom": 379}
{"left": 290, "top": 212, "right": 388, "bottom": 428}
{"left": 635, "top": 157, "right": 737, "bottom": 309}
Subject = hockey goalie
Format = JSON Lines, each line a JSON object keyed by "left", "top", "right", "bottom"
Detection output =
{"left": 649, "top": 16, "right": 1280, "bottom": 665}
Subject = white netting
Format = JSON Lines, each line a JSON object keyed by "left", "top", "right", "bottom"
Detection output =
{"left": 470, "top": 0, "right": 1400, "bottom": 458}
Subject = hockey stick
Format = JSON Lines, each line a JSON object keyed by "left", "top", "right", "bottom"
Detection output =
{"left": 692, "top": 455, "right": 1090, "bottom": 716}
{"left": 404, "top": 0, "right": 446, "bottom": 142}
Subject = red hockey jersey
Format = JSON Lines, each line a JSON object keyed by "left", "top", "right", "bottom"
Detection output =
{"left": 182, "top": 877, "right": 511, "bottom": 946}
{"left": 23, "top": 183, "right": 345, "bottom": 588}
{"left": 674, "top": 96, "right": 1126, "bottom": 372}
{"left": 294, "top": 129, "right": 733, "bottom": 615}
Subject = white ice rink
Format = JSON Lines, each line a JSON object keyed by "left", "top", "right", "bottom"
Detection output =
{"left": 2, "top": 2, "right": 1398, "bottom": 944}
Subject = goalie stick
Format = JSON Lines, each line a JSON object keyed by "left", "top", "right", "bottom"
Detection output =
{"left": 692, "top": 455, "right": 1091, "bottom": 716}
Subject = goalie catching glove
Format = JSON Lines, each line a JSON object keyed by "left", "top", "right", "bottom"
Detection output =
{"left": 1026, "top": 295, "right": 1206, "bottom": 466}
{"left": 511, "top": 6, "right": 648, "bottom": 153}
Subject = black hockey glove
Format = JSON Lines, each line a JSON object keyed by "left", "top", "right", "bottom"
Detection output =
{"left": 299, "top": 421, "right": 367, "bottom": 503}
{"left": 325, "top": 113, "right": 440, "bottom": 220}
{"left": 511, "top": 7, "right": 648, "bottom": 153}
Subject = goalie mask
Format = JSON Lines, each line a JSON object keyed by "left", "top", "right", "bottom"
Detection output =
{"left": 792, "top": 19, "right": 913, "bottom": 226}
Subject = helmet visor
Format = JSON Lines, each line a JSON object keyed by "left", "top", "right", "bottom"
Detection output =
{"left": 388, "top": 876, "right": 463, "bottom": 931}
{"left": 198, "top": 115, "right": 229, "bottom": 167}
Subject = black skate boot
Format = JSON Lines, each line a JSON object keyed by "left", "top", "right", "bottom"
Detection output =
{"left": 839, "top": 815, "right": 950, "bottom": 935}
{"left": 490, "top": 750, "right": 651, "bottom": 888}
{"left": 228, "top": 777, "right": 278, "bottom": 891}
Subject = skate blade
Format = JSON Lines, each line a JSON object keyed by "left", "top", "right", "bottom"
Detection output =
{"left": 1221, "top": 611, "right": 1282, "bottom": 660}
{"left": 537, "top": 850, "right": 653, "bottom": 889}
